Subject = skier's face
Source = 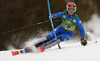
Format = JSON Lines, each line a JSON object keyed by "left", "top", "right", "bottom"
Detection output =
{"left": 68, "top": 11, "right": 74, "bottom": 16}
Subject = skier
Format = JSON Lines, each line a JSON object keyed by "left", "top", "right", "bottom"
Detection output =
{"left": 11, "top": 2, "right": 87, "bottom": 56}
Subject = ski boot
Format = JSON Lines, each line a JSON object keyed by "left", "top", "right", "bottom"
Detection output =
{"left": 11, "top": 47, "right": 31, "bottom": 56}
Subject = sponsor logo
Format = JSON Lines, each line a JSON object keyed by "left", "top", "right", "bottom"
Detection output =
{"left": 65, "top": 20, "right": 71, "bottom": 25}
{"left": 79, "top": 21, "right": 81, "bottom": 23}
{"left": 73, "top": 19, "right": 76, "bottom": 22}
{"left": 64, "top": 38, "right": 67, "bottom": 41}
{"left": 66, "top": 35, "right": 71, "bottom": 39}
{"left": 68, "top": 26, "right": 75, "bottom": 29}
{"left": 63, "top": 15, "right": 66, "bottom": 18}
{"left": 50, "top": 33, "right": 53, "bottom": 37}
{"left": 54, "top": 28, "right": 57, "bottom": 31}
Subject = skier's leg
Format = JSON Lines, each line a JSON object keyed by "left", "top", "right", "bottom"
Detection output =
{"left": 60, "top": 33, "right": 73, "bottom": 41}
{"left": 37, "top": 36, "right": 62, "bottom": 52}
{"left": 44, "top": 36, "right": 62, "bottom": 49}
{"left": 22, "top": 36, "right": 61, "bottom": 53}
{"left": 21, "top": 37, "right": 49, "bottom": 53}
{"left": 34, "top": 37, "right": 49, "bottom": 48}
{"left": 46, "top": 25, "right": 61, "bottom": 41}
{"left": 39, "top": 33, "right": 73, "bottom": 51}
{"left": 23, "top": 25, "right": 61, "bottom": 53}
{"left": 34, "top": 25, "right": 61, "bottom": 48}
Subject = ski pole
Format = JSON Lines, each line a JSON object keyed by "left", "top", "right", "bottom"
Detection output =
{"left": 47, "top": 0, "right": 61, "bottom": 49}
{"left": 3, "top": 20, "right": 50, "bottom": 34}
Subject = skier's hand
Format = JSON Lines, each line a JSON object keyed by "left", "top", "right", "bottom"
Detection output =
{"left": 81, "top": 38, "right": 87, "bottom": 46}
{"left": 52, "top": 16, "right": 59, "bottom": 21}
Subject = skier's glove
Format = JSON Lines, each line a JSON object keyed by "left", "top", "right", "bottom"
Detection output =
{"left": 52, "top": 16, "right": 59, "bottom": 21}
{"left": 81, "top": 38, "right": 87, "bottom": 46}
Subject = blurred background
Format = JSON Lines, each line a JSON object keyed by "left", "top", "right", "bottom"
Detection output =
{"left": 0, "top": 0, "right": 100, "bottom": 51}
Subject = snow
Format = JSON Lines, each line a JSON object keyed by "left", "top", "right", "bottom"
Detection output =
{"left": 0, "top": 41, "right": 100, "bottom": 61}
{"left": 0, "top": 13, "right": 100, "bottom": 61}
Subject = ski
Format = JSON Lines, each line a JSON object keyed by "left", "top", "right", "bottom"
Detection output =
{"left": 11, "top": 46, "right": 45, "bottom": 56}
{"left": 87, "top": 41, "right": 97, "bottom": 44}
{"left": 11, "top": 50, "right": 25, "bottom": 56}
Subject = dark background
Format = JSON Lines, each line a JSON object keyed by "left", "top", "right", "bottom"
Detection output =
{"left": 0, "top": 0, "right": 100, "bottom": 50}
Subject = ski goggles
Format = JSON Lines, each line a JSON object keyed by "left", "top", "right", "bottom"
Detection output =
{"left": 67, "top": 7, "right": 76, "bottom": 12}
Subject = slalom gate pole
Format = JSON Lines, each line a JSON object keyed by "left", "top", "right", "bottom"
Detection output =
{"left": 47, "top": 0, "right": 61, "bottom": 49}
{"left": 3, "top": 20, "right": 50, "bottom": 34}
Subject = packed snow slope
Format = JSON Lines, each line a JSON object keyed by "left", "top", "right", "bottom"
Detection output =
{"left": 0, "top": 13, "right": 100, "bottom": 61}
{"left": 0, "top": 40, "right": 100, "bottom": 61}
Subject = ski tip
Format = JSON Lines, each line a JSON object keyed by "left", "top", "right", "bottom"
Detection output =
{"left": 95, "top": 41, "right": 97, "bottom": 43}
{"left": 11, "top": 51, "right": 20, "bottom": 56}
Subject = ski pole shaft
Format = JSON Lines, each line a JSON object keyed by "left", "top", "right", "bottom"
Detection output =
{"left": 47, "top": 0, "right": 61, "bottom": 49}
{"left": 3, "top": 20, "right": 50, "bottom": 34}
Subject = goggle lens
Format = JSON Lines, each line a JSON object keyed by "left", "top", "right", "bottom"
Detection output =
{"left": 67, "top": 7, "right": 76, "bottom": 12}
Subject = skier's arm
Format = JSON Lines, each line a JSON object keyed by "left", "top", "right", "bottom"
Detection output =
{"left": 76, "top": 17, "right": 87, "bottom": 46}
{"left": 76, "top": 17, "right": 85, "bottom": 39}
{"left": 49, "top": 12, "right": 64, "bottom": 21}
